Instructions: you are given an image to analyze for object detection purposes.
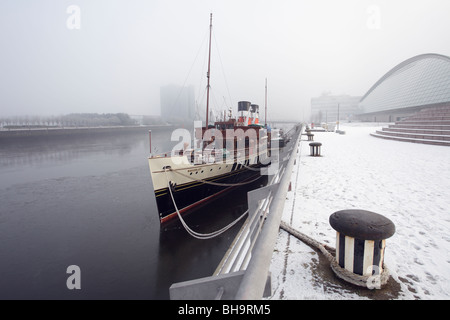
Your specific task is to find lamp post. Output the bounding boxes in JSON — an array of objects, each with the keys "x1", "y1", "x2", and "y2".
[{"x1": 337, "y1": 103, "x2": 340, "y2": 131}]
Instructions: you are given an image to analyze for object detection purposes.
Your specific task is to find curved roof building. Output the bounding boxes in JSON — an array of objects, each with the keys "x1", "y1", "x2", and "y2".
[{"x1": 358, "y1": 53, "x2": 450, "y2": 121}]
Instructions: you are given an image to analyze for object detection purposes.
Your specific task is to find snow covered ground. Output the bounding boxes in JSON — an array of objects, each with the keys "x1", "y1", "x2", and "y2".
[{"x1": 268, "y1": 123, "x2": 450, "y2": 300}]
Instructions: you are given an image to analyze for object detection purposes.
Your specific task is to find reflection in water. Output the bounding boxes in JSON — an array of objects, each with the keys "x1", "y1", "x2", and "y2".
[
  {"x1": 0, "y1": 128, "x2": 172, "y2": 169},
  {"x1": 0, "y1": 127, "x2": 178, "y2": 190}
]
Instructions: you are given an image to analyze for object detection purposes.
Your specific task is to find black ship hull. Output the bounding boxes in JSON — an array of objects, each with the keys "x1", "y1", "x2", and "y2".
[{"x1": 155, "y1": 163, "x2": 265, "y2": 223}]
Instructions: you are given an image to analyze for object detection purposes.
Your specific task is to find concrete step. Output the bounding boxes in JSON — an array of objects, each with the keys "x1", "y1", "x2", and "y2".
[
  {"x1": 396, "y1": 120, "x2": 450, "y2": 125},
  {"x1": 370, "y1": 132, "x2": 450, "y2": 146},
  {"x1": 414, "y1": 110, "x2": 450, "y2": 114},
  {"x1": 406, "y1": 116, "x2": 450, "y2": 121},
  {"x1": 376, "y1": 130, "x2": 450, "y2": 141},
  {"x1": 382, "y1": 127, "x2": 450, "y2": 136},
  {"x1": 390, "y1": 124, "x2": 450, "y2": 130},
  {"x1": 419, "y1": 106, "x2": 450, "y2": 112}
]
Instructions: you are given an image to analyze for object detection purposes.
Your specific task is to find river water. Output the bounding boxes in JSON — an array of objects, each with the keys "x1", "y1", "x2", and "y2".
[{"x1": 0, "y1": 126, "x2": 270, "y2": 299}]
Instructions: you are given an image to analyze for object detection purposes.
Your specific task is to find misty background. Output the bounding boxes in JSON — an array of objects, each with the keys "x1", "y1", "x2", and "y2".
[{"x1": 1, "y1": 0, "x2": 449, "y2": 121}]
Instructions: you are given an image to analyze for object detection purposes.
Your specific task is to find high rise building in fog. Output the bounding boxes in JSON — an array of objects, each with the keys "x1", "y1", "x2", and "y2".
[
  {"x1": 310, "y1": 94, "x2": 361, "y2": 124},
  {"x1": 160, "y1": 85, "x2": 195, "y2": 124}
]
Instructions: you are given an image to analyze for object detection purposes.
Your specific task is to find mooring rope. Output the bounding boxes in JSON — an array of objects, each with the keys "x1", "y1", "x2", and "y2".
[
  {"x1": 279, "y1": 221, "x2": 390, "y2": 289},
  {"x1": 164, "y1": 168, "x2": 249, "y2": 240},
  {"x1": 242, "y1": 163, "x2": 264, "y2": 172},
  {"x1": 167, "y1": 166, "x2": 262, "y2": 187}
]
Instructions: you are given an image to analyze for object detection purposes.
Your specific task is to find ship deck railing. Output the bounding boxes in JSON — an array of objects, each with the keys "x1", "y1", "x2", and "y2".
[{"x1": 150, "y1": 145, "x2": 269, "y2": 166}]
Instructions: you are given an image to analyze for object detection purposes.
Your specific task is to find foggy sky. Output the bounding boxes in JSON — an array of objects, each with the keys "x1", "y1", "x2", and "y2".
[{"x1": 1, "y1": 0, "x2": 449, "y2": 121}]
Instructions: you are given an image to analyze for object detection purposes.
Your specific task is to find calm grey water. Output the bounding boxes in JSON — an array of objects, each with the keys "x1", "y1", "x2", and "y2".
[{"x1": 0, "y1": 127, "x2": 266, "y2": 299}]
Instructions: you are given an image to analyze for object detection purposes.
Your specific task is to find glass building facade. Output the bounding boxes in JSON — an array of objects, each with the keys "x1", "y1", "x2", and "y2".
[{"x1": 358, "y1": 53, "x2": 450, "y2": 121}]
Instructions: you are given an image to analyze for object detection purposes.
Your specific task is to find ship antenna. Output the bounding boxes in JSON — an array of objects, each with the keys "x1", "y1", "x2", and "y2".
[{"x1": 205, "y1": 13, "x2": 213, "y2": 128}]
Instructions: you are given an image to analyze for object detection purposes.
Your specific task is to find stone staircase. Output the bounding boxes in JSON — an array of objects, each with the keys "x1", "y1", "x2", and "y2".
[{"x1": 370, "y1": 105, "x2": 450, "y2": 146}]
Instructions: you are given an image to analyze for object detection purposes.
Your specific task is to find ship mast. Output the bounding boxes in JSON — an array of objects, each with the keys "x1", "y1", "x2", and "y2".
[
  {"x1": 205, "y1": 13, "x2": 213, "y2": 128},
  {"x1": 265, "y1": 78, "x2": 267, "y2": 127}
]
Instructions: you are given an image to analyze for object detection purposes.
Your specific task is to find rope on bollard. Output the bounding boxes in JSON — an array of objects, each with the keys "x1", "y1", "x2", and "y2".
[
  {"x1": 279, "y1": 221, "x2": 390, "y2": 289},
  {"x1": 329, "y1": 259, "x2": 390, "y2": 289}
]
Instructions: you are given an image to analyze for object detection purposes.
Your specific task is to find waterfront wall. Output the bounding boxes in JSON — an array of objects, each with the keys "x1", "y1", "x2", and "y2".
[{"x1": 0, "y1": 125, "x2": 174, "y2": 140}]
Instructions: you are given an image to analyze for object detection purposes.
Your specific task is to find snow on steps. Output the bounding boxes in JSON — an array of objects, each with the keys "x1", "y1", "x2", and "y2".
[
  {"x1": 371, "y1": 105, "x2": 450, "y2": 146},
  {"x1": 370, "y1": 132, "x2": 450, "y2": 146}
]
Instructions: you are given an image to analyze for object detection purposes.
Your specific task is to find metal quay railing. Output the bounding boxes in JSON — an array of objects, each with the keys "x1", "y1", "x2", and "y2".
[{"x1": 169, "y1": 123, "x2": 303, "y2": 300}]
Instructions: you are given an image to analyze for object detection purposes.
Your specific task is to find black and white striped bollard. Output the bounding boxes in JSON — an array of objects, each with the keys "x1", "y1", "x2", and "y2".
[
  {"x1": 309, "y1": 142, "x2": 322, "y2": 156},
  {"x1": 329, "y1": 209, "x2": 395, "y2": 280}
]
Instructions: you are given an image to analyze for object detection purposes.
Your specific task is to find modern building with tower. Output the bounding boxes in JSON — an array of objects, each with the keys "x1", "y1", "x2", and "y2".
[{"x1": 310, "y1": 94, "x2": 362, "y2": 124}]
